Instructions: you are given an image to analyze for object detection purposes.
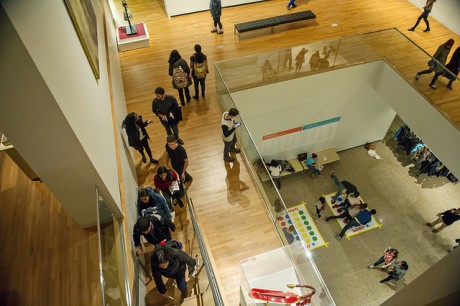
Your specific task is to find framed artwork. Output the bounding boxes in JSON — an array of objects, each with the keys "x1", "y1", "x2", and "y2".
[{"x1": 63, "y1": 0, "x2": 100, "y2": 79}]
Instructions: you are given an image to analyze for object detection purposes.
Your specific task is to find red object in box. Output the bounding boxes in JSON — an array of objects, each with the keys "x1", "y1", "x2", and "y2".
[{"x1": 118, "y1": 23, "x2": 146, "y2": 40}]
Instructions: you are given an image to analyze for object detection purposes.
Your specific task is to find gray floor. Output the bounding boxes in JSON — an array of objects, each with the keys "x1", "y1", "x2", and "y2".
[{"x1": 264, "y1": 123, "x2": 460, "y2": 305}]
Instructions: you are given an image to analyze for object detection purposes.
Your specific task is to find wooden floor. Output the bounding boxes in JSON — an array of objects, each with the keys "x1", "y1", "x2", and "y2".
[
  {"x1": 115, "y1": 0, "x2": 459, "y2": 305},
  {"x1": 1, "y1": 1, "x2": 459, "y2": 305}
]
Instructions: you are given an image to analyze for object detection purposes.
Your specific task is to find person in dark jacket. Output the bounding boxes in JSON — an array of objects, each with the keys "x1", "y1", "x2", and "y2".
[
  {"x1": 330, "y1": 172, "x2": 359, "y2": 204},
  {"x1": 189, "y1": 44, "x2": 209, "y2": 99},
  {"x1": 426, "y1": 208, "x2": 460, "y2": 233},
  {"x1": 133, "y1": 216, "x2": 175, "y2": 254},
  {"x1": 335, "y1": 208, "x2": 376, "y2": 240},
  {"x1": 168, "y1": 50, "x2": 191, "y2": 106},
  {"x1": 210, "y1": 0, "x2": 223, "y2": 34},
  {"x1": 443, "y1": 46, "x2": 460, "y2": 90},
  {"x1": 416, "y1": 39, "x2": 454, "y2": 89},
  {"x1": 151, "y1": 242, "x2": 197, "y2": 300},
  {"x1": 122, "y1": 112, "x2": 158, "y2": 164},
  {"x1": 152, "y1": 87, "x2": 184, "y2": 145}
]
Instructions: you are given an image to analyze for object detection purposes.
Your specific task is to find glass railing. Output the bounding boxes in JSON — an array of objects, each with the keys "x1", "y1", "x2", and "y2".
[
  {"x1": 214, "y1": 28, "x2": 459, "y2": 305},
  {"x1": 132, "y1": 189, "x2": 225, "y2": 306},
  {"x1": 216, "y1": 28, "x2": 460, "y2": 129},
  {"x1": 96, "y1": 188, "x2": 130, "y2": 306}
]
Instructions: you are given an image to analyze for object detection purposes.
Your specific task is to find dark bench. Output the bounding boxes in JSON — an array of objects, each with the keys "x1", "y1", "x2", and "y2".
[{"x1": 234, "y1": 10, "x2": 316, "y2": 40}]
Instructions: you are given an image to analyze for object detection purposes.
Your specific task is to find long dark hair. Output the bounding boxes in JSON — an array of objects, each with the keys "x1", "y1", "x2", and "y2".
[
  {"x1": 194, "y1": 44, "x2": 205, "y2": 63},
  {"x1": 157, "y1": 166, "x2": 173, "y2": 181},
  {"x1": 124, "y1": 112, "x2": 138, "y2": 135},
  {"x1": 168, "y1": 49, "x2": 181, "y2": 65}
]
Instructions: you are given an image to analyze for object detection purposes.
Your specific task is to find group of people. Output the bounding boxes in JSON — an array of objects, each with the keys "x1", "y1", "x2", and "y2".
[
  {"x1": 167, "y1": 44, "x2": 209, "y2": 106},
  {"x1": 368, "y1": 247, "x2": 409, "y2": 284}
]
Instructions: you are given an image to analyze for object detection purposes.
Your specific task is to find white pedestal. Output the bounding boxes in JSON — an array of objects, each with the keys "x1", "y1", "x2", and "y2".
[{"x1": 117, "y1": 23, "x2": 150, "y2": 52}]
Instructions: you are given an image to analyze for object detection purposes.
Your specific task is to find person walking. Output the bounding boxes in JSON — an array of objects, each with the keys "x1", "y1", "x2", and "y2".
[
  {"x1": 152, "y1": 87, "x2": 184, "y2": 145},
  {"x1": 222, "y1": 108, "x2": 241, "y2": 162},
  {"x1": 442, "y1": 46, "x2": 460, "y2": 90},
  {"x1": 287, "y1": 0, "x2": 297, "y2": 10},
  {"x1": 368, "y1": 247, "x2": 399, "y2": 271},
  {"x1": 426, "y1": 208, "x2": 460, "y2": 233},
  {"x1": 408, "y1": 0, "x2": 436, "y2": 32},
  {"x1": 415, "y1": 39, "x2": 454, "y2": 89},
  {"x1": 168, "y1": 50, "x2": 192, "y2": 106},
  {"x1": 379, "y1": 261, "x2": 408, "y2": 283},
  {"x1": 122, "y1": 112, "x2": 159, "y2": 164},
  {"x1": 166, "y1": 134, "x2": 192, "y2": 183},
  {"x1": 154, "y1": 166, "x2": 184, "y2": 209},
  {"x1": 151, "y1": 240, "x2": 197, "y2": 301},
  {"x1": 190, "y1": 44, "x2": 209, "y2": 99},
  {"x1": 132, "y1": 216, "x2": 175, "y2": 254},
  {"x1": 210, "y1": 0, "x2": 223, "y2": 34}
]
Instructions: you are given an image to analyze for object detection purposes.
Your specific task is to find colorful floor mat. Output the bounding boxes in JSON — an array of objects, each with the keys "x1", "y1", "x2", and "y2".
[
  {"x1": 324, "y1": 192, "x2": 382, "y2": 239},
  {"x1": 278, "y1": 202, "x2": 328, "y2": 250}
]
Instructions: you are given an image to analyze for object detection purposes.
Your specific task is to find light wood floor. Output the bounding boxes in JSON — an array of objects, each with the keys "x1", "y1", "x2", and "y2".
[
  {"x1": 116, "y1": 0, "x2": 459, "y2": 304},
  {"x1": 1, "y1": 1, "x2": 459, "y2": 306}
]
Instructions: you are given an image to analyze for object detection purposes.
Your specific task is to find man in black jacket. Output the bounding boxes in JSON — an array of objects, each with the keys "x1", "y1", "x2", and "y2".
[
  {"x1": 152, "y1": 87, "x2": 184, "y2": 145},
  {"x1": 133, "y1": 216, "x2": 175, "y2": 254},
  {"x1": 151, "y1": 242, "x2": 197, "y2": 301},
  {"x1": 330, "y1": 172, "x2": 359, "y2": 204}
]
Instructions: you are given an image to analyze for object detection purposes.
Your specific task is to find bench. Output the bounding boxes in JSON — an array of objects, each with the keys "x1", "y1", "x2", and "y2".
[
  {"x1": 299, "y1": 149, "x2": 340, "y2": 171},
  {"x1": 234, "y1": 10, "x2": 316, "y2": 41}
]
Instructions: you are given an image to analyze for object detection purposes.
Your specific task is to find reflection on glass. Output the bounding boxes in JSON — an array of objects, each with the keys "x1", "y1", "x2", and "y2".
[{"x1": 96, "y1": 190, "x2": 129, "y2": 306}]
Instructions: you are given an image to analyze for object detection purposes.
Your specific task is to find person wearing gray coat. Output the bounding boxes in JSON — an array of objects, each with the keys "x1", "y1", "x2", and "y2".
[
  {"x1": 415, "y1": 39, "x2": 454, "y2": 89},
  {"x1": 210, "y1": 0, "x2": 223, "y2": 34}
]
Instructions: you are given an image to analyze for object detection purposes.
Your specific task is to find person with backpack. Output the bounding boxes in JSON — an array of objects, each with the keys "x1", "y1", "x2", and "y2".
[
  {"x1": 151, "y1": 240, "x2": 197, "y2": 301},
  {"x1": 168, "y1": 50, "x2": 192, "y2": 106},
  {"x1": 189, "y1": 44, "x2": 209, "y2": 100},
  {"x1": 121, "y1": 112, "x2": 159, "y2": 164},
  {"x1": 210, "y1": 0, "x2": 223, "y2": 34},
  {"x1": 335, "y1": 208, "x2": 377, "y2": 240},
  {"x1": 152, "y1": 87, "x2": 184, "y2": 145},
  {"x1": 133, "y1": 216, "x2": 175, "y2": 254},
  {"x1": 137, "y1": 187, "x2": 172, "y2": 219}
]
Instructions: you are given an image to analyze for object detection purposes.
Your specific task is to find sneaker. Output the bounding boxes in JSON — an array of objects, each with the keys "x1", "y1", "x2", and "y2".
[
  {"x1": 287, "y1": 5, "x2": 291, "y2": 10},
  {"x1": 141, "y1": 156, "x2": 147, "y2": 163},
  {"x1": 292, "y1": 3, "x2": 297, "y2": 8},
  {"x1": 415, "y1": 73, "x2": 420, "y2": 80},
  {"x1": 430, "y1": 84, "x2": 436, "y2": 89},
  {"x1": 224, "y1": 156, "x2": 235, "y2": 162},
  {"x1": 408, "y1": 27, "x2": 415, "y2": 31},
  {"x1": 177, "y1": 138, "x2": 184, "y2": 145},
  {"x1": 368, "y1": 265, "x2": 374, "y2": 269},
  {"x1": 335, "y1": 234, "x2": 342, "y2": 241},
  {"x1": 217, "y1": 30, "x2": 224, "y2": 34},
  {"x1": 211, "y1": 28, "x2": 217, "y2": 33},
  {"x1": 150, "y1": 158, "x2": 159, "y2": 164},
  {"x1": 230, "y1": 148, "x2": 241, "y2": 153},
  {"x1": 192, "y1": 95, "x2": 199, "y2": 100},
  {"x1": 423, "y1": 28, "x2": 430, "y2": 32}
]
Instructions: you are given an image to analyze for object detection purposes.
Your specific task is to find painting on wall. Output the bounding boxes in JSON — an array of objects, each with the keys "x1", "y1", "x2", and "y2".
[{"x1": 63, "y1": 0, "x2": 99, "y2": 79}]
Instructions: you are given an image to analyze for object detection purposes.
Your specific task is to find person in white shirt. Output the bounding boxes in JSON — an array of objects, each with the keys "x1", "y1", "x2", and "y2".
[
  {"x1": 221, "y1": 108, "x2": 241, "y2": 162},
  {"x1": 268, "y1": 160, "x2": 282, "y2": 189}
]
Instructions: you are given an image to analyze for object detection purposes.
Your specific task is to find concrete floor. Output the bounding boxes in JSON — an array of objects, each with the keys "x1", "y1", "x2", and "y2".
[{"x1": 263, "y1": 119, "x2": 460, "y2": 305}]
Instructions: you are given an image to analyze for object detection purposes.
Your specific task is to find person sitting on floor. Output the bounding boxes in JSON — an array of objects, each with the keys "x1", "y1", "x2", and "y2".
[
  {"x1": 379, "y1": 261, "x2": 408, "y2": 283},
  {"x1": 335, "y1": 208, "x2": 376, "y2": 240},
  {"x1": 368, "y1": 247, "x2": 399, "y2": 271}
]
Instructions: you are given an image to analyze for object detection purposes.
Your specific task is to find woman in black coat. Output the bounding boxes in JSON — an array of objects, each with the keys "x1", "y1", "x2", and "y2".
[
  {"x1": 444, "y1": 46, "x2": 460, "y2": 90},
  {"x1": 122, "y1": 112, "x2": 158, "y2": 163}
]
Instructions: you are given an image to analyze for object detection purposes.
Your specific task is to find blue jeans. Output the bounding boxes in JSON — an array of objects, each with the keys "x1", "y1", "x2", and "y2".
[
  {"x1": 331, "y1": 173, "x2": 344, "y2": 201},
  {"x1": 373, "y1": 256, "x2": 385, "y2": 267},
  {"x1": 338, "y1": 218, "x2": 359, "y2": 238},
  {"x1": 287, "y1": 0, "x2": 296, "y2": 8},
  {"x1": 307, "y1": 164, "x2": 321, "y2": 175},
  {"x1": 413, "y1": 9, "x2": 431, "y2": 30},
  {"x1": 223, "y1": 136, "x2": 237, "y2": 159}
]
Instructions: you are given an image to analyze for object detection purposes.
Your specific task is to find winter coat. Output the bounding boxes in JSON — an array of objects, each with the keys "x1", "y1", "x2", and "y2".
[
  {"x1": 428, "y1": 43, "x2": 452, "y2": 73},
  {"x1": 210, "y1": 0, "x2": 222, "y2": 18}
]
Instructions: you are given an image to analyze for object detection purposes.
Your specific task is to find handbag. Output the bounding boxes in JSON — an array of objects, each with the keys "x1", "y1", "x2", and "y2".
[{"x1": 169, "y1": 180, "x2": 181, "y2": 194}]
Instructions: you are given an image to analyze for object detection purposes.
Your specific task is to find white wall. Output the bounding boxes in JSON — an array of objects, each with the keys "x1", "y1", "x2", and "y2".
[
  {"x1": 408, "y1": 0, "x2": 460, "y2": 35},
  {"x1": 0, "y1": 0, "x2": 133, "y2": 227},
  {"x1": 164, "y1": 0, "x2": 264, "y2": 18},
  {"x1": 231, "y1": 62, "x2": 397, "y2": 161},
  {"x1": 375, "y1": 63, "x2": 460, "y2": 177}
]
